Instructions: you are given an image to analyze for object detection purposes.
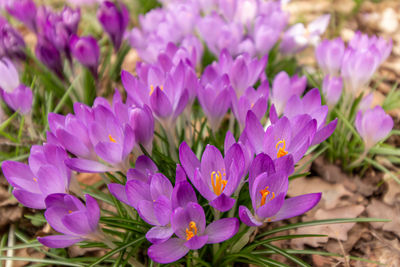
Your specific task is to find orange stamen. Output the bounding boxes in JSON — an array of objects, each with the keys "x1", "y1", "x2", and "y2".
[
  {"x1": 149, "y1": 85, "x2": 164, "y2": 96},
  {"x1": 259, "y1": 186, "x2": 276, "y2": 206},
  {"x1": 68, "y1": 210, "x2": 72, "y2": 214},
  {"x1": 185, "y1": 221, "x2": 198, "y2": 240},
  {"x1": 108, "y1": 134, "x2": 117, "y2": 143},
  {"x1": 276, "y1": 139, "x2": 288, "y2": 158},
  {"x1": 211, "y1": 171, "x2": 227, "y2": 196},
  {"x1": 33, "y1": 177, "x2": 38, "y2": 182}
]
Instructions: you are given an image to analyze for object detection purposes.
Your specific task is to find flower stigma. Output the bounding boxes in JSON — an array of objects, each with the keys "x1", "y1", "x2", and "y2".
[
  {"x1": 108, "y1": 134, "x2": 117, "y2": 143},
  {"x1": 276, "y1": 139, "x2": 288, "y2": 158},
  {"x1": 211, "y1": 170, "x2": 227, "y2": 196},
  {"x1": 33, "y1": 177, "x2": 37, "y2": 182},
  {"x1": 149, "y1": 85, "x2": 164, "y2": 96},
  {"x1": 259, "y1": 186, "x2": 275, "y2": 206},
  {"x1": 185, "y1": 221, "x2": 198, "y2": 240}
]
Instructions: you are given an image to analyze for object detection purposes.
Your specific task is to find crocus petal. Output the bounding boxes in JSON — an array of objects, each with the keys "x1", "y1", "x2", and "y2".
[
  {"x1": 150, "y1": 173, "x2": 173, "y2": 200},
  {"x1": 137, "y1": 200, "x2": 159, "y2": 225},
  {"x1": 175, "y1": 164, "x2": 187, "y2": 183},
  {"x1": 209, "y1": 193, "x2": 235, "y2": 212},
  {"x1": 62, "y1": 211, "x2": 93, "y2": 235},
  {"x1": 311, "y1": 118, "x2": 337, "y2": 146},
  {"x1": 256, "y1": 192, "x2": 286, "y2": 219},
  {"x1": 205, "y1": 218, "x2": 239, "y2": 243},
  {"x1": 248, "y1": 153, "x2": 274, "y2": 190},
  {"x1": 150, "y1": 87, "x2": 173, "y2": 118},
  {"x1": 244, "y1": 111, "x2": 265, "y2": 154},
  {"x1": 94, "y1": 142, "x2": 123, "y2": 165},
  {"x1": 171, "y1": 181, "x2": 197, "y2": 210},
  {"x1": 65, "y1": 158, "x2": 115, "y2": 173},
  {"x1": 135, "y1": 155, "x2": 158, "y2": 174},
  {"x1": 153, "y1": 196, "x2": 172, "y2": 226},
  {"x1": 126, "y1": 180, "x2": 152, "y2": 208},
  {"x1": 239, "y1": 205, "x2": 262, "y2": 227},
  {"x1": 108, "y1": 183, "x2": 130, "y2": 205},
  {"x1": 200, "y1": 145, "x2": 225, "y2": 189},
  {"x1": 146, "y1": 225, "x2": 174, "y2": 244},
  {"x1": 1, "y1": 161, "x2": 38, "y2": 192},
  {"x1": 45, "y1": 207, "x2": 75, "y2": 235},
  {"x1": 38, "y1": 235, "x2": 84, "y2": 248},
  {"x1": 184, "y1": 235, "x2": 208, "y2": 250},
  {"x1": 148, "y1": 238, "x2": 189, "y2": 264},
  {"x1": 85, "y1": 194, "x2": 100, "y2": 231},
  {"x1": 179, "y1": 141, "x2": 200, "y2": 181},
  {"x1": 13, "y1": 189, "x2": 45, "y2": 209},
  {"x1": 272, "y1": 193, "x2": 322, "y2": 221},
  {"x1": 37, "y1": 165, "x2": 67, "y2": 196}
]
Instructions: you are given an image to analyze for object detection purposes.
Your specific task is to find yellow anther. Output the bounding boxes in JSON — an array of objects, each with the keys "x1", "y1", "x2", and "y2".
[
  {"x1": 68, "y1": 210, "x2": 72, "y2": 214},
  {"x1": 33, "y1": 177, "x2": 38, "y2": 182},
  {"x1": 275, "y1": 139, "x2": 288, "y2": 158},
  {"x1": 108, "y1": 134, "x2": 117, "y2": 143},
  {"x1": 149, "y1": 85, "x2": 164, "y2": 96},
  {"x1": 250, "y1": 102, "x2": 255, "y2": 108},
  {"x1": 186, "y1": 221, "x2": 198, "y2": 240},
  {"x1": 211, "y1": 171, "x2": 227, "y2": 196},
  {"x1": 260, "y1": 186, "x2": 276, "y2": 206}
]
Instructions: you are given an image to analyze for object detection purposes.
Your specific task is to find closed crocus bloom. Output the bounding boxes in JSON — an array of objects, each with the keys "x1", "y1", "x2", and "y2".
[
  {"x1": 61, "y1": 7, "x2": 80, "y2": 35},
  {"x1": 283, "y1": 88, "x2": 338, "y2": 146},
  {"x1": 349, "y1": 31, "x2": 392, "y2": 64},
  {"x1": 239, "y1": 160, "x2": 321, "y2": 226},
  {"x1": 0, "y1": 21, "x2": 26, "y2": 61},
  {"x1": 38, "y1": 194, "x2": 101, "y2": 248},
  {"x1": 322, "y1": 75, "x2": 342, "y2": 107},
  {"x1": 270, "y1": 71, "x2": 307, "y2": 116},
  {"x1": 358, "y1": 93, "x2": 373, "y2": 113},
  {"x1": 35, "y1": 39, "x2": 63, "y2": 78},
  {"x1": 179, "y1": 142, "x2": 245, "y2": 212},
  {"x1": 355, "y1": 106, "x2": 393, "y2": 149},
  {"x1": 148, "y1": 202, "x2": 239, "y2": 264},
  {"x1": 69, "y1": 35, "x2": 100, "y2": 76},
  {"x1": 341, "y1": 47, "x2": 379, "y2": 95},
  {"x1": 97, "y1": 1, "x2": 129, "y2": 50},
  {"x1": 1, "y1": 144, "x2": 71, "y2": 209},
  {"x1": 231, "y1": 80, "x2": 269, "y2": 131},
  {"x1": 254, "y1": 13, "x2": 287, "y2": 57},
  {"x1": 1, "y1": 85, "x2": 33, "y2": 115},
  {"x1": 128, "y1": 105, "x2": 154, "y2": 151},
  {"x1": 0, "y1": 58, "x2": 19, "y2": 93},
  {"x1": 316, "y1": 38, "x2": 345, "y2": 76},
  {"x1": 6, "y1": 0, "x2": 37, "y2": 32}
]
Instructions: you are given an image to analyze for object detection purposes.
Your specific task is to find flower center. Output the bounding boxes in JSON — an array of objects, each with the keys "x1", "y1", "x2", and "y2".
[
  {"x1": 275, "y1": 139, "x2": 288, "y2": 158},
  {"x1": 33, "y1": 177, "x2": 37, "y2": 182},
  {"x1": 259, "y1": 186, "x2": 275, "y2": 206},
  {"x1": 185, "y1": 221, "x2": 198, "y2": 240},
  {"x1": 211, "y1": 170, "x2": 227, "y2": 196},
  {"x1": 108, "y1": 134, "x2": 117, "y2": 143},
  {"x1": 68, "y1": 210, "x2": 72, "y2": 214},
  {"x1": 149, "y1": 85, "x2": 164, "y2": 96}
]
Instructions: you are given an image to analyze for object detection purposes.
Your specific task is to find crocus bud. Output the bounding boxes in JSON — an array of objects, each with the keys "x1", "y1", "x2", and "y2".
[
  {"x1": 129, "y1": 105, "x2": 154, "y2": 151},
  {"x1": 316, "y1": 38, "x2": 345, "y2": 76},
  {"x1": 0, "y1": 20, "x2": 26, "y2": 61},
  {"x1": 0, "y1": 58, "x2": 19, "y2": 93},
  {"x1": 1, "y1": 85, "x2": 33, "y2": 115},
  {"x1": 61, "y1": 7, "x2": 81, "y2": 35},
  {"x1": 355, "y1": 106, "x2": 393, "y2": 149},
  {"x1": 97, "y1": 1, "x2": 129, "y2": 50},
  {"x1": 35, "y1": 39, "x2": 63, "y2": 78},
  {"x1": 70, "y1": 35, "x2": 100, "y2": 76},
  {"x1": 6, "y1": 0, "x2": 37, "y2": 32},
  {"x1": 322, "y1": 75, "x2": 342, "y2": 107}
]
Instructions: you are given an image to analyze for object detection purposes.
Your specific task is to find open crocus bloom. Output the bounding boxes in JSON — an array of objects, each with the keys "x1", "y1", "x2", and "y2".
[
  {"x1": 355, "y1": 106, "x2": 393, "y2": 150},
  {"x1": 38, "y1": 194, "x2": 100, "y2": 248},
  {"x1": 282, "y1": 88, "x2": 338, "y2": 146},
  {"x1": 239, "y1": 155, "x2": 321, "y2": 226},
  {"x1": 148, "y1": 202, "x2": 239, "y2": 264},
  {"x1": 2, "y1": 144, "x2": 71, "y2": 209},
  {"x1": 179, "y1": 142, "x2": 245, "y2": 212},
  {"x1": 244, "y1": 111, "x2": 316, "y2": 163}
]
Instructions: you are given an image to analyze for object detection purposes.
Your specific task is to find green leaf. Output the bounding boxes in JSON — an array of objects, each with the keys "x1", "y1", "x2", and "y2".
[
  {"x1": 257, "y1": 218, "x2": 389, "y2": 239},
  {"x1": 364, "y1": 157, "x2": 400, "y2": 185},
  {"x1": 262, "y1": 244, "x2": 310, "y2": 267}
]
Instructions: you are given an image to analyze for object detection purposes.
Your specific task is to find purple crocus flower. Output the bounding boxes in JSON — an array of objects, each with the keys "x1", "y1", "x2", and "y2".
[
  {"x1": 239, "y1": 156, "x2": 321, "y2": 226},
  {"x1": 0, "y1": 58, "x2": 19, "y2": 93},
  {"x1": 269, "y1": 71, "x2": 307, "y2": 116},
  {"x1": 349, "y1": 31, "x2": 392, "y2": 64},
  {"x1": 61, "y1": 7, "x2": 81, "y2": 35},
  {"x1": 179, "y1": 141, "x2": 245, "y2": 212},
  {"x1": 1, "y1": 144, "x2": 71, "y2": 209},
  {"x1": 122, "y1": 60, "x2": 192, "y2": 129},
  {"x1": 231, "y1": 80, "x2": 269, "y2": 131},
  {"x1": 355, "y1": 106, "x2": 393, "y2": 150},
  {"x1": 244, "y1": 111, "x2": 317, "y2": 163},
  {"x1": 1, "y1": 85, "x2": 33, "y2": 115},
  {"x1": 6, "y1": 0, "x2": 37, "y2": 32},
  {"x1": 148, "y1": 202, "x2": 239, "y2": 264},
  {"x1": 38, "y1": 194, "x2": 101, "y2": 248},
  {"x1": 283, "y1": 88, "x2": 338, "y2": 146},
  {"x1": 0, "y1": 19, "x2": 26, "y2": 61},
  {"x1": 97, "y1": 1, "x2": 129, "y2": 50},
  {"x1": 35, "y1": 38, "x2": 64, "y2": 78},
  {"x1": 322, "y1": 75, "x2": 342, "y2": 107},
  {"x1": 315, "y1": 38, "x2": 345, "y2": 76},
  {"x1": 69, "y1": 35, "x2": 100, "y2": 77},
  {"x1": 280, "y1": 14, "x2": 330, "y2": 55},
  {"x1": 358, "y1": 93, "x2": 373, "y2": 113},
  {"x1": 128, "y1": 105, "x2": 154, "y2": 152}
]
